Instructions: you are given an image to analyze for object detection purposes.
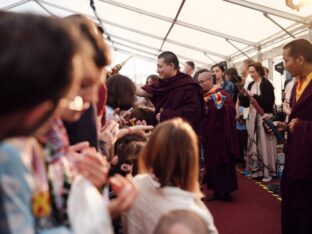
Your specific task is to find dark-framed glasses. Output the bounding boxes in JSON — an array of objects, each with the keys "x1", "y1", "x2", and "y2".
[{"x1": 198, "y1": 79, "x2": 210, "y2": 85}]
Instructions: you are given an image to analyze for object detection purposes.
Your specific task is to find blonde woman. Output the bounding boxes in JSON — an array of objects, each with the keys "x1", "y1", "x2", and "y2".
[{"x1": 123, "y1": 118, "x2": 218, "y2": 234}]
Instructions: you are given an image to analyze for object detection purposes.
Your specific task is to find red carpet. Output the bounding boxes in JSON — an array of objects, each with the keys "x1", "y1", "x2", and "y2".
[{"x1": 202, "y1": 173, "x2": 281, "y2": 234}]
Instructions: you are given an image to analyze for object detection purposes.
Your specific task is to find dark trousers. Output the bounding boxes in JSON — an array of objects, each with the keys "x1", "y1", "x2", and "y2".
[
  {"x1": 281, "y1": 176, "x2": 312, "y2": 234},
  {"x1": 237, "y1": 129, "x2": 247, "y2": 162}
]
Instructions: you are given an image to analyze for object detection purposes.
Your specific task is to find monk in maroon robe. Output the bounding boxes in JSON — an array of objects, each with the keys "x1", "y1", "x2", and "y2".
[
  {"x1": 197, "y1": 70, "x2": 238, "y2": 201},
  {"x1": 136, "y1": 51, "x2": 205, "y2": 135},
  {"x1": 274, "y1": 39, "x2": 312, "y2": 234}
]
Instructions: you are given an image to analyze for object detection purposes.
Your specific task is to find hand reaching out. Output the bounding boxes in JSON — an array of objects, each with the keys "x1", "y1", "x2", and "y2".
[
  {"x1": 112, "y1": 108, "x2": 127, "y2": 127},
  {"x1": 67, "y1": 142, "x2": 110, "y2": 190},
  {"x1": 119, "y1": 125, "x2": 154, "y2": 139},
  {"x1": 262, "y1": 120, "x2": 287, "y2": 136},
  {"x1": 108, "y1": 174, "x2": 138, "y2": 218},
  {"x1": 99, "y1": 120, "x2": 119, "y2": 150},
  {"x1": 74, "y1": 148, "x2": 110, "y2": 190}
]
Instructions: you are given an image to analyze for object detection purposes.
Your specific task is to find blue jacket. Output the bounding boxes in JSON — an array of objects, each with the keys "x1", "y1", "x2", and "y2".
[{"x1": 221, "y1": 80, "x2": 235, "y2": 99}]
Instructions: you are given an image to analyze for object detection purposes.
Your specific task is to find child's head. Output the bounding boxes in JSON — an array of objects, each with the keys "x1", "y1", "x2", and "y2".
[
  {"x1": 154, "y1": 210, "x2": 209, "y2": 234},
  {"x1": 111, "y1": 134, "x2": 146, "y2": 176},
  {"x1": 139, "y1": 118, "x2": 200, "y2": 195},
  {"x1": 130, "y1": 107, "x2": 155, "y2": 126}
]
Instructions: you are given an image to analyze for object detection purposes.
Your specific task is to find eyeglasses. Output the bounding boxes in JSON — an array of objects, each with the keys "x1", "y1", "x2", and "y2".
[
  {"x1": 59, "y1": 96, "x2": 90, "y2": 111},
  {"x1": 198, "y1": 79, "x2": 210, "y2": 84}
]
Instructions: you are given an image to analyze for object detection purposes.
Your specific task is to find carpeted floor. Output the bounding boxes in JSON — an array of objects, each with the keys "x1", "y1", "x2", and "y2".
[{"x1": 202, "y1": 172, "x2": 281, "y2": 234}]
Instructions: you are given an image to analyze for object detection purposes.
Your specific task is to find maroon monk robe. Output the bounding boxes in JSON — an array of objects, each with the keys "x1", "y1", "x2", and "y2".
[
  {"x1": 281, "y1": 80, "x2": 312, "y2": 234},
  {"x1": 142, "y1": 72, "x2": 205, "y2": 136},
  {"x1": 202, "y1": 88, "x2": 239, "y2": 193}
]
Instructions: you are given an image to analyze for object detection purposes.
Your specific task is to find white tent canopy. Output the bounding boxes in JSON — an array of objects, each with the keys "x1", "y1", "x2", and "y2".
[{"x1": 1, "y1": 0, "x2": 312, "y2": 89}]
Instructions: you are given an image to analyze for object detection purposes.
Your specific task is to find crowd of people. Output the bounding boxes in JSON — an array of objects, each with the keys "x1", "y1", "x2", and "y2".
[{"x1": 0, "y1": 10, "x2": 312, "y2": 234}]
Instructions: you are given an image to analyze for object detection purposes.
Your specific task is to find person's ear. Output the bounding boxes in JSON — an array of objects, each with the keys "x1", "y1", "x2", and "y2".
[
  {"x1": 23, "y1": 100, "x2": 54, "y2": 127},
  {"x1": 296, "y1": 55, "x2": 304, "y2": 65}
]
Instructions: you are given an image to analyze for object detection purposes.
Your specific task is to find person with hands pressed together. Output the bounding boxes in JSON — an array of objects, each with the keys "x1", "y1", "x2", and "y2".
[{"x1": 108, "y1": 174, "x2": 139, "y2": 219}]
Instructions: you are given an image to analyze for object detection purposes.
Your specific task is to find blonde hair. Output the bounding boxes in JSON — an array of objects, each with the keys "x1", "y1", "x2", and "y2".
[{"x1": 139, "y1": 118, "x2": 201, "y2": 197}]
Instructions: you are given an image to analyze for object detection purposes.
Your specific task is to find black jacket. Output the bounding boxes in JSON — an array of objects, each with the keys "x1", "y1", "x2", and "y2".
[{"x1": 239, "y1": 78, "x2": 275, "y2": 114}]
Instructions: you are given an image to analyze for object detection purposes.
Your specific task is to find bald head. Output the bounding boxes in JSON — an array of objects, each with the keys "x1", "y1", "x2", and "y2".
[
  {"x1": 198, "y1": 71, "x2": 212, "y2": 80},
  {"x1": 198, "y1": 71, "x2": 213, "y2": 92}
]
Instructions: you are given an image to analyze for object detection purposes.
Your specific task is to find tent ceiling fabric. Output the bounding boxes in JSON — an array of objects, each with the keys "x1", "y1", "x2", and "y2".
[
  {"x1": 1, "y1": 0, "x2": 312, "y2": 66},
  {"x1": 180, "y1": 0, "x2": 296, "y2": 42}
]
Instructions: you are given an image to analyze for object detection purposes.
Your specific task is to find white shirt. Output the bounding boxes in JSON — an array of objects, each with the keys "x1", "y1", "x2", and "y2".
[
  {"x1": 244, "y1": 74, "x2": 253, "y2": 90},
  {"x1": 283, "y1": 78, "x2": 295, "y2": 121},
  {"x1": 123, "y1": 174, "x2": 218, "y2": 234},
  {"x1": 105, "y1": 105, "x2": 114, "y2": 121}
]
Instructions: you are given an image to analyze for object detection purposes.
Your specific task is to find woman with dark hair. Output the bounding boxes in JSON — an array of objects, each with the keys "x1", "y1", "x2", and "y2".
[
  {"x1": 146, "y1": 74, "x2": 159, "y2": 85},
  {"x1": 224, "y1": 67, "x2": 242, "y2": 83},
  {"x1": 106, "y1": 74, "x2": 136, "y2": 120},
  {"x1": 136, "y1": 74, "x2": 159, "y2": 110},
  {"x1": 63, "y1": 14, "x2": 111, "y2": 148},
  {"x1": 245, "y1": 62, "x2": 276, "y2": 182},
  {"x1": 211, "y1": 63, "x2": 235, "y2": 99},
  {"x1": 224, "y1": 67, "x2": 242, "y2": 103},
  {"x1": 225, "y1": 68, "x2": 247, "y2": 165}
]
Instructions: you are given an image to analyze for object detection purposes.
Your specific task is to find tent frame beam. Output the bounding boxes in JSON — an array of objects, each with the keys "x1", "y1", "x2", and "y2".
[
  {"x1": 109, "y1": 34, "x2": 158, "y2": 51},
  {"x1": 37, "y1": 0, "x2": 227, "y2": 60},
  {"x1": 110, "y1": 33, "x2": 224, "y2": 64},
  {"x1": 203, "y1": 53, "x2": 218, "y2": 64},
  {"x1": 223, "y1": 0, "x2": 312, "y2": 26},
  {"x1": 263, "y1": 13, "x2": 295, "y2": 39},
  {"x1": 112, "y1": 40, "x2": 210, "y2": 67},
  {"x1": 229, "y1": 22, "x2": 308, "y2": 61},
  {"x1": 33, "y1": 0, "x2": 54, "y2": 16},
  {"x1": 110, "y1": 34, "x2": 211, "y2": 66},
  {"x1": 5, "y1": 0, "x2": 308, "y2": 64},
  {"x1": 0, "y1": 0, "x2": 30, "y2": 10},
  {"x1": 98, "y1": 0, "x2": 256, "y2": 46},
  {"x1": 112, "y1": 47, "x2": 156, "y2": 62},
  {"x1": 113, "y1": 46, "x2": 209, "y2": 68},
  {"x1": 159, "y1": 0, "x2": 186, "y2": 51},
  {"x1": 226, "y1": 39, "x2": 251, "y2": 59}
]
